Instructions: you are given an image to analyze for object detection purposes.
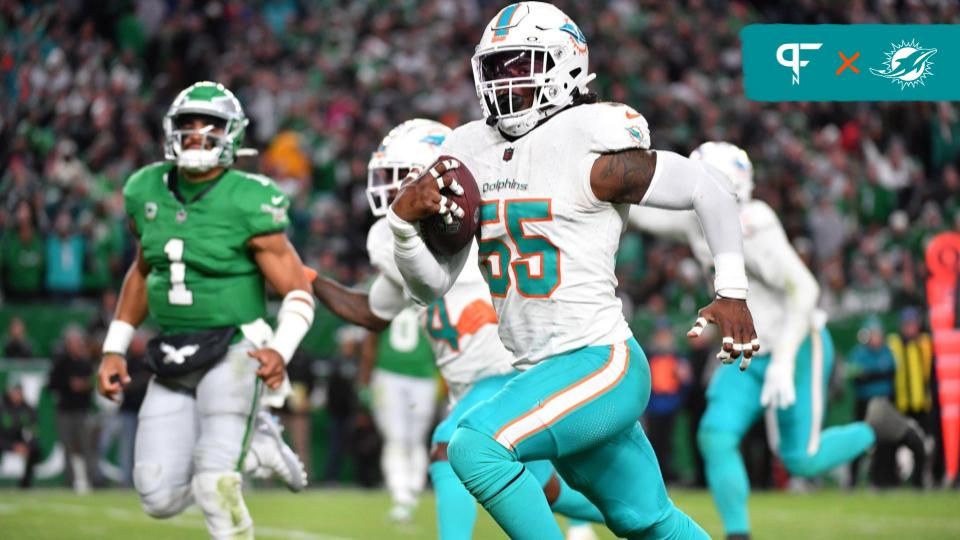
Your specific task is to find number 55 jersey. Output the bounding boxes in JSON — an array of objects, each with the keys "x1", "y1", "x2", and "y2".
[
  {"x1": 440, "y1": 102, "x2": 652, "y2": 367},
  {"x1": 123, "y1": 162, "x2": 289, "y2": 334}
]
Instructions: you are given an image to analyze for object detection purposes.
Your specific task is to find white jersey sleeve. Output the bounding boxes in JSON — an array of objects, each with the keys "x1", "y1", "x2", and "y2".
[
  {"x1": 627, "y1": 205, "x2": 700, "y2": 244},
  {"x1": 587, "y1": 103, "x2": 651, "y2": 153},
  {"x1": 369, "y1": 273, "x2": 409, "y2": 321},
  {"x1": 739, "y1": 201, "x2": 820, "y2": 367},
  {"x1": 367, "y1": 217, "x2": 404, "y2": 284}
]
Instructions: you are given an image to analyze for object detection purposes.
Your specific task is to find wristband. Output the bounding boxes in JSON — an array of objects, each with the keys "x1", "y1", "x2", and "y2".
[
  {"x1": 102, "y1": 320, "x2": 136, "y2": 355},
  {"x1": 714, "y1": 253, "x2": 749, "y2": 300},
  {"x1": 267, "y1": 290, "x2": 315, "y2": 364}
]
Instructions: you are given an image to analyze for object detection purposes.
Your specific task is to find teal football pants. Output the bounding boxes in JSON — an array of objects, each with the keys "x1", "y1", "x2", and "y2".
[
  {"x1": 430, "y1": 373, "x2": 603, "y2": 539},
  {"x1": 448, "y1": 338, "x2": 707, "y2": 540},
  {"x1": 697, "y1": 328, "x2": 875, "y2": 536}
]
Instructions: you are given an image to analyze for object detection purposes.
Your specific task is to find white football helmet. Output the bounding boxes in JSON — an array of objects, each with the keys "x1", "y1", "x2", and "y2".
[
  {"x1": 367, "y1": 119, "x2": 451, "y2": 216},
  {"x1": 690, "y1": 141, "x2": 754, "y2": 203},
  {"x1": 163, "y1": 81, "x2": 249, "y2": 174},
  {"x1": 472, "y1": 2, "x2": 595, "y2": 137}
]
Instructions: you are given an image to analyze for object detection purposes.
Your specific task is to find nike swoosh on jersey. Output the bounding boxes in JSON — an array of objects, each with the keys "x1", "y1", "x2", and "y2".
[
  {"x1": 271, "y1": 195, "x2": 284, "y2": 205},
  {"x1": 625, "y1": 111, "x2": 641, "y2": 119}
]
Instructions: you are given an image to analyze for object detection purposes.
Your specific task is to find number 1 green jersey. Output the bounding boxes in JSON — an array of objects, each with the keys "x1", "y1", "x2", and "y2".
[{"x1": 123, "y1": 162, "x2": 290, "y2": 334}]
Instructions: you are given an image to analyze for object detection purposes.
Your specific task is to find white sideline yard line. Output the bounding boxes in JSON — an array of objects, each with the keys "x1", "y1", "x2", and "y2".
[{"x1": 19, "y1": 501, "x2": 356, "y2": 540}]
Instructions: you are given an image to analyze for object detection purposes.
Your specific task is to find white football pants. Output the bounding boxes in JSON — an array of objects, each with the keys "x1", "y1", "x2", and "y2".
[
  {"x1": 371, "y1": 368, "x2": 437, "y2": 508},
  {"x1": 133, "y1": 340, "x2": 261, "y2": 539}
]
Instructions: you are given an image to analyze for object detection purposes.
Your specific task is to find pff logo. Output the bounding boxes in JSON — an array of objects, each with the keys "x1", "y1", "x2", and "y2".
[
  {"x1": 777, "y1": 42, "x2": 823, "y2": 85},
  {"x1": 870, "y1": 39, "x2": 937, "y2": 90}
]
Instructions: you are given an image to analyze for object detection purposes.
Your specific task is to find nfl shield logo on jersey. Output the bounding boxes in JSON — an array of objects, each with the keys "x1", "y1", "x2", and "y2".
[
  {"x1": 503, "y1": 147, "x2": 514, "y2": 161},
  {"x1": 145, "y1": 202, "x2": 158, "y2": 221}
]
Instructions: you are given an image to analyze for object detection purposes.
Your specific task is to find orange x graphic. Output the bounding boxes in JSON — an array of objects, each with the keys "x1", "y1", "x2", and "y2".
[{"x1": 836, "y1": 51, "x2": 860, "y2": 75}]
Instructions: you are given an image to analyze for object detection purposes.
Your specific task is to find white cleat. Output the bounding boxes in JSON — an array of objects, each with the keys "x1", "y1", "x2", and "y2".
[
  {"x1": 388, "y1": 503, "x2": 415, "y2": 524},
  {"x1": 566, "y1": 523, "x2": 599, "y2": 540},
  {"x1": 247, "y1": 411, "x2": 308, "y2": 492}
]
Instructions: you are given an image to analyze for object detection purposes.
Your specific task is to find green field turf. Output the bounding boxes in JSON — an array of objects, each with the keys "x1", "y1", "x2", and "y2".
[{"x1": 0, "y1": 488, "x2": 957, "y2": 539}]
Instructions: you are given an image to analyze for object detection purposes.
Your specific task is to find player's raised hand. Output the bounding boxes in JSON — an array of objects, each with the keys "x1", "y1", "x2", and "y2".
[
  {"x1": 98, "y1": 353, "x2": 131, "y2": 401},
  {"x1": 249, "y1": 348, "x2": 286, "y2": 389},
  {"x1": 687, "y1": 297, "x2": 760, "y2": 370},
  {"x1": 391, "y1": 158, "x2": 465, "y2": 223}
]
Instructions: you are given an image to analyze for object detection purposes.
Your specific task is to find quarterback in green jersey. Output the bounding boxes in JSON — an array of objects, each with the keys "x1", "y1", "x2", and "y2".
[{"x1": 96, "y1": 81, "x2": 315, "y2": 540}]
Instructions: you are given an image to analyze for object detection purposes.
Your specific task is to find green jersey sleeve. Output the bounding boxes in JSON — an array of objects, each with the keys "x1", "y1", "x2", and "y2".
[
  {"x1": 123, "y1": 162, "x2": 173, "y2": 237},
  {"x1": 233, "y1": 171, "x2": 290, "y2": 237}
]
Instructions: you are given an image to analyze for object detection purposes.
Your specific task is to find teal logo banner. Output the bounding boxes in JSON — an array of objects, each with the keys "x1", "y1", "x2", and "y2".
[{"x1": 742, "y1": 25, "x2": 960, "y2": 101}]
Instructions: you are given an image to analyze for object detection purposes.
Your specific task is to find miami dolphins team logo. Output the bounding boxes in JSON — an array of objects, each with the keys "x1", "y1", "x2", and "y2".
[
  {"x1": 870, "y1": 39, "x2": 937, "y2": 89},
  {"x1": 560, "y1": 20, "x2": 587, "y2": 53}
]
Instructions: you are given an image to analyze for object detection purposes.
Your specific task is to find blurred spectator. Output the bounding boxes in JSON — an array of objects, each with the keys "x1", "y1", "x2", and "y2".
[
  {"x1": 94, "y1": 331, "x2": 147, "y2": 486},
  {"x1": 116, "y1": 331, "x2": 150, "y2": 487},
  {"x1": 644, "y1": 321, "x2": 692, "y2": 483},
  {"x1": 807, "y1": 198, "x2": 848, "y2": 264},
  {"x1": 0, "y1": 384, "x2": 42, "y2": 488},
  {"x1": 683, "y1": 329, "x2": 716, "y2": 487},
  {"x1": 847, "y1": 315, "x2": 897, "y2": 488},
  {"x1": 930, "y1": 103, "x2": 960, "y2": 172},
  {"x1": 888, "y1": 307, "x2": 934, "y2": 488},
  {"x1": 94, "y1": 389, "x2": 120, "y2": 486},
  {"x1": 3, "y1": 316, "x2": 35, "y2": 359},
  {"x1": 842, "y1": 259, "x2": 892, "y2": 316},
  {"x1": 45, "y1": 211, "x2": 85, "y2": 299},
  {"x1": 276, "y1": 348, "x2": 315, "y2": 479},
  {"x1": 324, "y1": 327, "x2": 366, "y2": 485},
  {"x1": 863, "y1": 137, "x2": 920, "y2": 200},
  {"x1": 665, "y1": 258, "x2": 711, "y2": 319},
  {"x1": 47, "y1": 325, "x2": 97, "y2": 493},
  {"x1": 0, "y1": 201, "x2": 45, "y2": 300},
  {"x1": 87, "y1": 289, "x2": 118, "y2": 339}
]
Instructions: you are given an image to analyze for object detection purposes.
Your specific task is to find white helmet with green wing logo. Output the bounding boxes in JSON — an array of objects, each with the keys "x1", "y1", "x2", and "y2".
[{"x1": 163, "y1": 81, "x2": 249, "y2": 173}]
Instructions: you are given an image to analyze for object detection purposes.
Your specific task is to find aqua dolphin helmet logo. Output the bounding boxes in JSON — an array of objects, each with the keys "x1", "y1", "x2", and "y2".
[{"x1": 870, "y1": 39, "x2": 937, "y2": 89}]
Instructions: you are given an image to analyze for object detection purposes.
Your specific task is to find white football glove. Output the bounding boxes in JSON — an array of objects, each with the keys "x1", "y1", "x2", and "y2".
[{"x1": 760, "y1": 360, "x2": 796, "y2": 409}]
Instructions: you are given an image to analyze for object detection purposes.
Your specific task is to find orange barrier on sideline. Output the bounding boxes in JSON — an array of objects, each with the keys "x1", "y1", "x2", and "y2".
[{"x1": 926, "y1": 232, "x2": 960, "y2": 482}]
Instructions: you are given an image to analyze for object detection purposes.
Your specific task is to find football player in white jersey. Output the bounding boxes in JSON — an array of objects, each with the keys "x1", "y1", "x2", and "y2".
[
  {"x1": 307, "y1": 118, "x2": 603, "y2": 539},
  {"x1": 387, "y1": 3, "x2": 759, "y2": 539},
  {"x1": 629, "y1": 141, "x2": 929, "y2": 540}
]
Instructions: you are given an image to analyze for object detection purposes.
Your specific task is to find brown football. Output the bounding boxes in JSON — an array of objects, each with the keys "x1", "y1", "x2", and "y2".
[{"x1": 420, "y1": 155, "x2": 482, "y2": 257}]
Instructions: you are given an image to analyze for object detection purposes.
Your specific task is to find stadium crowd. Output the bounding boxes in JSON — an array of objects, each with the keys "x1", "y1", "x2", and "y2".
[{"x1": 0, "y1": 1, "x2": 956, "y2": 490}]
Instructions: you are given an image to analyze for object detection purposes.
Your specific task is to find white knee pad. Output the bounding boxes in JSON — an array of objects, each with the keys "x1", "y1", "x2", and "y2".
[
  {"x1": 133, "y1": 462, "x2": 192, "y2": 518},
  {"x1": 192, "y1": 471, "x2": 253, "y2": 540}
]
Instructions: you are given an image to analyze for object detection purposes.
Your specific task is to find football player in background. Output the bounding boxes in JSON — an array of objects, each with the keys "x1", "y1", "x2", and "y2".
[
  {"x1": 360, "y1": 303, "x2": 437, "y2": 524},
  {"x1": 97, "y1": 81, "x2": 313, "y2": 540},
  {"x1": 387, "y1": 3, "x2": 759, "y2": 539},
  {"x1": 307, "y1": 118, "x2": 602, "y2": 539},
  {"x1": 629, "y1": 141, "x2": 929, "y2": 540}
]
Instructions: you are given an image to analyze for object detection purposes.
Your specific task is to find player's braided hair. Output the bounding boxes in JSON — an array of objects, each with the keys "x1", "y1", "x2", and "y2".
[{"x1": 571, "y1": 89, "x2": 599, "y2": 105}]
